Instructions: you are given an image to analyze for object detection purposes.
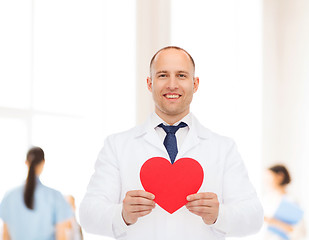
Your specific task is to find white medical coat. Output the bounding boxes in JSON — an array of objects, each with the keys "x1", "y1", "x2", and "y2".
[{"x1": 79, "y1": 114, "x2": 263, "y2": 240}]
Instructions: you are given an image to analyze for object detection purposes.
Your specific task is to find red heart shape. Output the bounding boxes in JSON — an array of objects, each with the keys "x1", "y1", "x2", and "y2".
[{"x1": 140, "y1": 157, "x2": 204, "y2": 214}]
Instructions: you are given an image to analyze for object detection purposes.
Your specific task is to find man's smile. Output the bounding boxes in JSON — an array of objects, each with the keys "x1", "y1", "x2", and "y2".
[{"x1": 163, "y1": 94, "x2": 181, "y2": 99}]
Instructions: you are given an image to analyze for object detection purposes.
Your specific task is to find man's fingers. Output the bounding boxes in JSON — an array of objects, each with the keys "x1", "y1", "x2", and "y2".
[
  {"x1": 185, "y1": 192, "x2": 219, "y2": 225},
  {"x1": 133, "y1": 196, "x2": 156, "y2": 205},
  {"x1": 122, "y1": 208, "x2": 153, "y2": 225},
  {"x1": 126, "y1": 190, "x2": 155, "y2": 200},
  {"x1": 186, "y1": 205, "x2": 217, "y2": 213},
  {"x1": 187, "y1": 192, "x2": 217, "y2": 201},
  {"x1": 188, "y1": 209, "x2": 217, "y2": 222},
  {"x1": 123, "y1": 196, "x2": 156, "y2": 207},
  {"x1": 130, "y1": 204, "x2": 155, "y2": 213},
  {"x1": 186, "y1": 199, "x2": 219, "y2": 210},
  {"x1": 133, "y1": 209, "x2": 153, "y2": 218},
  {"x1": 186, "y1": 199, "x2": 212, "y2": 207},
  {"x1": 122, "y1": 190, "x2": 156, "y2": 225},
  {"x1": 188, "y1": 209, "x2": 205, "y2": 216}
]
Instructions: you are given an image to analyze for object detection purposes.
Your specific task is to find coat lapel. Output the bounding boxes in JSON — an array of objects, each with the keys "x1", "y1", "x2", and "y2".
[
  {"x1": 134, "y1": 115, "x2": 167, "y2": 154},
  {"x1": 177, "y1": 127, "x2": 200, "y2": 158},
  {"x1": 177, "y1": 114, "x2": 210, "y2": 159},
  {"x1": 143, "y1": 128, "x2": 166, "y2": 153}
]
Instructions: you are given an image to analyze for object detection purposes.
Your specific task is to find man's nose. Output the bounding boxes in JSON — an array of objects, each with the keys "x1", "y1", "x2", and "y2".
[{"x1": 167, "y1": 75, "x2": 178, "y2": 90}]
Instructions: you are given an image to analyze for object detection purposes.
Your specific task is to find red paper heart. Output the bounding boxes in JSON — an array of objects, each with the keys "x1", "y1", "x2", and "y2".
[{"x1": 140, "y1": 157, "x2": 204, "y2": 214}]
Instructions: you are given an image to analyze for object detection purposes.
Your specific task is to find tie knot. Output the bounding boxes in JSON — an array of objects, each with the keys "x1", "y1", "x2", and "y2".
[{"x1": 158, "y1": 122, "x2": 187, "y2": 134}]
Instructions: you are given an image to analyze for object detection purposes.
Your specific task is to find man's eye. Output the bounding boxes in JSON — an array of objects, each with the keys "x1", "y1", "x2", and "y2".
[
  {"x1": 179, "y1": 74, "x2": 186, "y2": 78},
  {"x1": 159, "y1": 74, "x2": 167, "y2": 78}
]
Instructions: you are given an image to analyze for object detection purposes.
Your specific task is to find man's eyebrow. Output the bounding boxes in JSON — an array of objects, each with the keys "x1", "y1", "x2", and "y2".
[
  {"x1": 177, "y1": 71, "x2": 190, "y2": 74},
  {"x1": 155, "y1": 70, "x2": 168, "y2": 75},
  {"x1": 155, "y1": 70, "x2": 191, "y2": 75}
]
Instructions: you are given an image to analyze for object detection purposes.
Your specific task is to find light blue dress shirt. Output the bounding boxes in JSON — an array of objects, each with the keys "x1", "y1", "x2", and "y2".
[{"x1": 0, "y1": 178, "x2": 73, "y2": 240}]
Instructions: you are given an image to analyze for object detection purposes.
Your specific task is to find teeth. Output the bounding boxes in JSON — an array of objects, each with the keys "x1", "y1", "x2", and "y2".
[{"x1": 166, "y1": 95, "x2": 180, "y2": 99}]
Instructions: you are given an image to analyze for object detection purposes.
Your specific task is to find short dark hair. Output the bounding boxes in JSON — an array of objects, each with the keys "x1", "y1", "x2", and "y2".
[
  {"x1": 149, "y1": 46, "x2": 195, "y2": 76},
  {"x1": 269, "y1": 164, "x2": 291, "y2": 186}
]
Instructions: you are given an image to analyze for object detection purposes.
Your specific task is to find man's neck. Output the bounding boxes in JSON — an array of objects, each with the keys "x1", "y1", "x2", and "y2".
[{"x1": 155, "y1": 110, "x2": 190, "y2": 125}]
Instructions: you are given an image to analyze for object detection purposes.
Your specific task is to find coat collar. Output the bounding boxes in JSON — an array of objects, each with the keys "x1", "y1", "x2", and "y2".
[
  {"x1": 177, "y1": 114, "x2": 210, "y2": 157},
  {"x1": 134, "y1": 113, "x2": 210, "y2": 158},
  {"x1": 133, "y1": 114, "x2": 166, "y2": 154}
]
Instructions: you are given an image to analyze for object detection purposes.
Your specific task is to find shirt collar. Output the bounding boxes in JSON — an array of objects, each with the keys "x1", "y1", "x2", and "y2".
[{"x1": 151, "y1": 112, "x2": 192, "y2": 129}]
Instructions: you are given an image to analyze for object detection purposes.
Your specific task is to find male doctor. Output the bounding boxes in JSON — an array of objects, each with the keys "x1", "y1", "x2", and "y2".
[{"x1": 79, "y1": 46, "x2": 263, "y2": 239}]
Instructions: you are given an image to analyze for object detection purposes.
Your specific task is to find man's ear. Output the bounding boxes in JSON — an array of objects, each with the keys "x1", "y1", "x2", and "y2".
[
  {"x1": 193, "y1": 77, "x2": 199, "y2": 93},
  {"x1": 147, "y1": 77, "x2": 152, "y2": 92}
]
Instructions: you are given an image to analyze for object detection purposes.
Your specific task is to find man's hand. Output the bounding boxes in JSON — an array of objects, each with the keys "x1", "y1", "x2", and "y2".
[
  {"x1": 186, "y1": 192, "x2": 219, "y2": 225},
  {"x1": 122, "y1": 190, "x2": 156, "y2": 225}
]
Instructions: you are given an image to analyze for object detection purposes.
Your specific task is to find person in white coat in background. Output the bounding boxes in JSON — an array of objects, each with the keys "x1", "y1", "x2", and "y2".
[{"x1": 79, "y1": 46, "x2": 264, "y2": 240}]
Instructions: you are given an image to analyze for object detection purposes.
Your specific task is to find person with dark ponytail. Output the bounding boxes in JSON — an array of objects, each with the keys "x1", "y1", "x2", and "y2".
[{"x1": 0, "y1": 147, "x2": 73, "y2": 240}]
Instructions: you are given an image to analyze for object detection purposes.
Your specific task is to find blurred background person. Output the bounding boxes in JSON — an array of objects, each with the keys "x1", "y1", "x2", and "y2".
[
  {"x1": 65, "y1": 195, "x2": 83, "y2": 240},
  {"x1": 0, "y1": 146, "x2": 73, "y2": 240},
  {"x1": 263, "y1": 164, "x2": 306, "y2": 240}
]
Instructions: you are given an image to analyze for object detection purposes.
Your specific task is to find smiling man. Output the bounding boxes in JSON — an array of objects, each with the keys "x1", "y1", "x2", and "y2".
[
  {"x1": 80, "y1": 46, "x2": 263, "y2": 240},
  {"x1": 147, "y1": 47, "x2": 199, "y2": 125}
]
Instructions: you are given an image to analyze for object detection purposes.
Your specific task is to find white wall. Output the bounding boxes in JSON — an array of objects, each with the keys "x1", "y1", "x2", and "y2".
[
  {"x1": 0, "y1": 1, "x2": 136, "y2": 240},
  {"x1": 135, "y1": 0, "x2": 171, "y2": 124},
  {"x1": 263, "y1": 0, "x2": 309, "y2": 236}
]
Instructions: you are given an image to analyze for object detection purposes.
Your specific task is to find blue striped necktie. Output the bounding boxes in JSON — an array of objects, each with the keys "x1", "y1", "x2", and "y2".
[{"x1": 158, "y1": 122, "x2": 187, "y2": 164}]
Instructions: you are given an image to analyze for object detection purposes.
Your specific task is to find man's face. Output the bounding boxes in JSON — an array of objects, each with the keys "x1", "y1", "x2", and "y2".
[{"x1": 147, "y1": 49, "x2": 199, "y2": 122}]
